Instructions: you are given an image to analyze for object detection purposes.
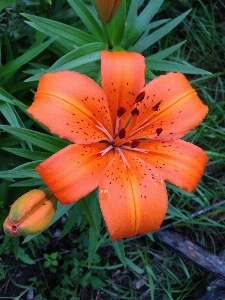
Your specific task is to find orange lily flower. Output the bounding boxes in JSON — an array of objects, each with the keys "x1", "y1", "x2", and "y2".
[
  {"x1": 96, "y1": 0, "x2": 122, "y2": 24},
  {"x1": 27, "y1": 51, "x2": 208, "y2": 241}
]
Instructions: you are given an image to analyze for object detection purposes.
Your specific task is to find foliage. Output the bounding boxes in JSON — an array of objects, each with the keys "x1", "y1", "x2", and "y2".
[{"x1": 0, "y1": 0, "x2": 225, "y2": 299}]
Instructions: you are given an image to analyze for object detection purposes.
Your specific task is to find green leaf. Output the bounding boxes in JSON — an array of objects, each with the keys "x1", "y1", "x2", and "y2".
[
  {"x1": 18, "y1": 247, "x2": 35, "y2": 265},
  {"x1": 22, "y1": 13, "x2": 99, "y2": 49},
  {"x1": 0, "y1": 0, "x2": 18, "y2": 10},
  {"x1": 123, "y1": 0, "x2": 164, "y2": 49},
  {"x1": 59, "y1": 202, "x2": 82, "y2": 239},
  {"x1": 10, "y1": 178, "x2": 44, "y2": 187},
  {"x1": 25, "y1": 43, "x2": 104, "y2": 82},
  {"x1": 87, "y1": 190, "x2": 102, "y2": 267},
  {"x1": 2, "y1": 148, "x2": 51, "y2": 161},
  {"x1": 0, "y1": 38, "x2": 55, "y2": 84},
  {"x1": 112, "y1": 240, "x2": 126, "y2": 266},
  {"x1": 79, "y1": 197, "x2": 99, "y2": 233},
  {"x1": 103, "y1": 0, "x2": 126, "y2": 47},
  {"x1": 0, "y1": 125, "x2": 69, "y2": 153},
  {"x1": 146, "y1": 59, "x2": 212, "y2": 74},
  {"x1": 125, "y1": 257, "x2": 145, "y2": 274},
  {"x1": 67, "y1": 0, "x2": 104, "y2": 40},
  {"x1": 167, "y1": 203, "x2": 189, "y2": 220},
  {"x1": 0, "y1": 102, "x2": 25, "y2": 128},
  {"x1": 146, "y1": 41, "x2": 186, "y2": 60},
  {"x1": 50, "y1": 252, "x2": 58, "y2": 260},
  {"x1": 130, "y1": 9, "x2": 191, "y2": 52},
  {"x1": 0, "y1": 87, "x2": 28, "y2": 113}
]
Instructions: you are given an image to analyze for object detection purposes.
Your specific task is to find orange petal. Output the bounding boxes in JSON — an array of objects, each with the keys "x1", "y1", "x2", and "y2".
[
  {"x1": 99, "y1": 149, "x2": 168, "y2": 241},
  {"x1": 101, "y1": 51, "x2": 145, "y2": 131},
  {"x1": 36, "y1": 143, "x2": 114, "y2": 204},
  {"x1": 96, "y1": 0, "x2": 122, "y2": 24},
  {"x1": 133, "y1": 139, "x2": 208, "y2": 193},
  {"x1": 128, "y1": 72, "x2": 208, "y2": 141},
  {"x1": 27, "y1": 71, "x2": 113, "y2": 144}
]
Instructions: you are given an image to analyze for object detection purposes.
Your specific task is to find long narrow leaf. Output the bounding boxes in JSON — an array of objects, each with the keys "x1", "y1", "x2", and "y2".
[
  {"x1": 0, "y1": 0, "x2": 18, "y2": 10},
  {"x1": 0, "y1": 125, "x2": 69, "y2": 153},
  {"x1": 146, "y1": 59, "x2": 211, "y2": 74},
  {"x1": 22, "y1": 13, "x2": 99, "y2": 48},
  {"x1": 25, "y1": 44, "x2": 104, "y2": 82},
  {"x1": 67, "y1": 0, "x2": 104, "y2": 40},
  {"x1": 112, "y1": 240, "x2": 126, "y2": 266},
  {"x1": 130, "y1": 9, "x2": 191, "y2": 52},
  {"x1": 0, "y1": 38, "x2": 55, "y2": 84},
  {"x1": 146, "y1": 41, "x2": 186, "y2": 60},
  {"x1": 123, "y1": 0, "x2": 164, "y2": 49}
]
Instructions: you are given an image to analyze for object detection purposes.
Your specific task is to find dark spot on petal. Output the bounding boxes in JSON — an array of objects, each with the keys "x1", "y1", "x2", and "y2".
[
  {"x1": 156, "y1": 128, "x2": 163, "y2": 136},
  {"x1": 135, "y1": 91, "x2": 145, "y2": 103},
  {"x1": 152, "y1": 100, "x2": 162, "y2": 111}
]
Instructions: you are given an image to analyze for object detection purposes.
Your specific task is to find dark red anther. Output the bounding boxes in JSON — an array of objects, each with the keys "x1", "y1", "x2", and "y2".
[
  {"x1": 131, "y1": 140, "x2": 140, "y2": 148},
  {"x1": 131, "y1": 107, "x2": 140, "y2": 116},
  {"x1": 119, "y1": 128, "x2": 126, "y2": 139},
  {"x1": 156, "y1": 128, "x2": 163, "y2": 136},
  {"x1": 135, "y1": 91, "x2": 145, "y2": 103},
  {"x1": 152, "y1": 100, "x2": 162, "y2": 111},
  {"x1": 117, "y1": 107, "x2": 126, "y2": 118}
]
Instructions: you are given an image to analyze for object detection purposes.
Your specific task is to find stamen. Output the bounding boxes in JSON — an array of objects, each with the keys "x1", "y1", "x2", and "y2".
[
  {"x1": 121, "y1": 145, "x2": 149, "y2": 154},
  {"x1": 128, "y1": 122, "x2": 150, "y2": 138},
  {"x1": 114, "y1": 116, "x2": 120, "y2": 136},
  {"x1": 117, "y1": 107, "x2": 126, "y2": 117},
  {"x1": 131, "y1": 108, "x2": 139, "y2": 116},
  {"x1": 131, "y1": 140, "x2": 140, "y2": 148},
  {"x1": 96, "y1": 121, "x2": 114, "y2": 142},
  {"x1": 135, "y1": 91, "x2": 145, "y2": 103},
  {"x1": 119, "y1": 128, "x2": 126, "y2": 139},
  {"x1": 116, "y1": 147, "x2": 130, "y2": 169},
  {"x1": 100, "y1": 145, "x2": 114, "y2": 156}
]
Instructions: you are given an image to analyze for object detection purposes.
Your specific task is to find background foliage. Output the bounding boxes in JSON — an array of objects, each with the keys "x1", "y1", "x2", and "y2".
[{"x1": 0, "y1": 0, "x2": 225, "y2": 299}]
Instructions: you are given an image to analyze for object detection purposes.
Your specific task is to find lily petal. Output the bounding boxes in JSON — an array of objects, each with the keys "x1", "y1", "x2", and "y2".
[
  {"x1": 99, "y1": 149, "x2": 168, "y2": 241},
  {"x1": 101, "y1": 51, "x2": 145, "y2": 130},
  {"x1": 27, "y1": 71, "x2": 113, "y2": 144},
  {"x1": 36, "y1": 143, "x2": 114, "y2": 204},
  {"x1": 133, "y1": 139, "x2": 208, "y2": 193},
  {"x1": 129, "y1": 72, "x2": 208, "y2": 141}
]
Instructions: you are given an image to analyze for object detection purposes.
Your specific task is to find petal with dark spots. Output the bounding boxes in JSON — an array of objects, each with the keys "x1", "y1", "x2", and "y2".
[
  {"x1": 36, "y1": 143, "x2": 114, "y2": 204},
  {"x1": 99, "y1": 150, "x2": 168, "y2": 241},
  {"x1": 132, "y1": 139, "x2": 208, "y2": 193}
]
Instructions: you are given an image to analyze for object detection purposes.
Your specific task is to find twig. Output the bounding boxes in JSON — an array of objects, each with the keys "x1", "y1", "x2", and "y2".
[
  {"x1": 123, "y1": 199, "x2": 225, "y2": 244},
  {"x1": 154, "y1": 229, "x2": 225, "y2": 278}
]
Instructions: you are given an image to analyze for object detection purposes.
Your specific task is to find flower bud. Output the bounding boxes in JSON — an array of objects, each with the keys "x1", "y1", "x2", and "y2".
[
  {"x1": 3, "y1": 189, "x2": 57, "y2": 237},
  {"x1": 96, "y1": 0, "x2": 122, "y2": 24}
]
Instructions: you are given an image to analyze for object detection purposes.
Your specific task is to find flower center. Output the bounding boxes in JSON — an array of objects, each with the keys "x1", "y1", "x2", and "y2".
[{"x1": 98, "y1": 91, "x2": 150, "y2": 168}]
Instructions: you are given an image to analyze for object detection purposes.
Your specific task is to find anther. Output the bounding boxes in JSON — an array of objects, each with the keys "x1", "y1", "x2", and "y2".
[
  {"x1": 131, "y1": 140, "x2": 140, "y2": 148},
  {"x1": 135, "y1": 91, "x2": 145, "y2": 103},
  {"x1": 119, "y1": 128, "x2": 126, "y2": 139},
  {"x1": 131, "y1": 108, "x2": 139, "y2": 116},
  {"x1": 117, "y1": 107, "x2": 126, "y2": 118}
]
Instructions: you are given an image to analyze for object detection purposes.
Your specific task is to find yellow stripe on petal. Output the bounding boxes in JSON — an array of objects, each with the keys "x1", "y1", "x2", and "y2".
[
  {"x1": 99, "y1": 150, "x2": 168, "y2": 241},
  {"x1": 27, "y1": 71, "x2": 113, "y2": 144},
  {"x1": 36, "y1": 143, "x2": 114, "y2": 205}
]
